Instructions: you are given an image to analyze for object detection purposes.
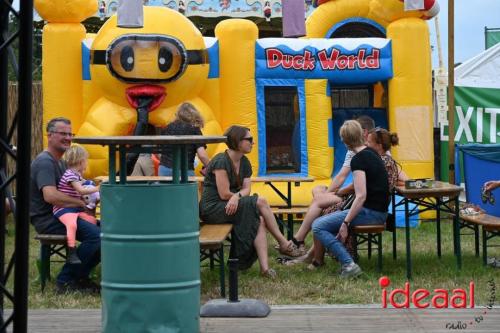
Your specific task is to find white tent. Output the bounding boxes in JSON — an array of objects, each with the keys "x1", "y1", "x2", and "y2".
[{"x1": 455, "y1": 42, "x2": 500, "y2": 89}]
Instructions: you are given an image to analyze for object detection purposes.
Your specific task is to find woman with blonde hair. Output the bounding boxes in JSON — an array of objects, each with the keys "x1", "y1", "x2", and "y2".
[
  {"x1": 311, "y1": 120, "x2": 390, "y2": 278},
  {"x1": 286, "y1": 125, "x2": 408, "y2": 270},
  {"x1": 160, "y1": 103, "x2": 210, "y2": 176}
]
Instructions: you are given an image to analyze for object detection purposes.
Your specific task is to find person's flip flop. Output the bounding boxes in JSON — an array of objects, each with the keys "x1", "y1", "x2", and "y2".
[{"x1": 276, "y1": 257, "x2": 292, "y2": 265}]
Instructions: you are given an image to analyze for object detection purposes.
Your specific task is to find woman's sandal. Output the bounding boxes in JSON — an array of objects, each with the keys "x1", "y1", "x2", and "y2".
[
  {"x1": 278, "y1": 251, "x2": 312, "y2": 266},
  {"x1": 278, "y1": 242, "x2": 302, "y2": 258},
  {"x1": 292, "y1": 237, "x2": 308, "y2": 256},
  {"x1": 306, "y1": 260, "x2": 324, "y2": 271},
  {"x1": 261, "y1": 268, "x2": 277, "y2": 279},
  {"x1": 276, "y1": 257, "x2": 292, "y2": 265}
]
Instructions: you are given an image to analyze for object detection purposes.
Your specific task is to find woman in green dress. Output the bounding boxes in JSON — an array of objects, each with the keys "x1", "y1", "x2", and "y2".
[{"x1": 200, "y1": 125, "x2": 301, "y2": 277}]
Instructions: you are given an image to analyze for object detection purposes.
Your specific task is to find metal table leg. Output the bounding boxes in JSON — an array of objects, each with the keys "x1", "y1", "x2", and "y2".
[
  {"x1": 392, "y1": 192, "x2": 397, "y2": 260},
  {"x1": 436, "y1": 197, "x2": 441, "y2": 258},
  {"x1": 405, "y1": 198, "x2": 412, "y2": 280},
  {"x1": 172, "y1": 145, "x2": 181, "y2": 184},
  {"x1": 181, "y1": 145, "x2": 188, "y2": 183},
  {"x1": 119, "y1": 145, "x2": 127, "y2": 184},
  {"x1": 482, "y1": 227, "x2": 487, "y2": 266},
  {"x1": 108, "y1": 145, "x2": 116, "y2": 185},
  {"x1": 453, "y1": 196, "x2": 462, "y2": 270}
]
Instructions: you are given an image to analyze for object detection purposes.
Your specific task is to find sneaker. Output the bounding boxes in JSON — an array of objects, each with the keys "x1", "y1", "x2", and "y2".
[
  {"x1": 66, "y1": 247, "x2": 82, "y2": 265},
  {"x1": 340, "y1": 262, "x2": 362, "y2": 278},
  {"x1": 55, "y1": 280, "x2": 78, "y2": 294}
]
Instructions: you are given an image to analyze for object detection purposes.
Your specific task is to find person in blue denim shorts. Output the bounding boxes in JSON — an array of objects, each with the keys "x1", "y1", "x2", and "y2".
[{"x1": 312, "y1": 120, "x2": 390, "y2": 278}]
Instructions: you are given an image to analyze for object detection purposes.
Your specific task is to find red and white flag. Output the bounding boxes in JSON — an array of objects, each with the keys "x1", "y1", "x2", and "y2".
[{"x1": 404, "y1": 0, "x2": 425, "y2": 11}]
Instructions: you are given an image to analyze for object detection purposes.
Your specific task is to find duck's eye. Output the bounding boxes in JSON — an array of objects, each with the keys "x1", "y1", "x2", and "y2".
[
  {"x1": 120, "y1": 46, "x2": 134, "y2": 72},
  {"x1": 158, "y1": 46, "x2": 173, "y2": 72}
]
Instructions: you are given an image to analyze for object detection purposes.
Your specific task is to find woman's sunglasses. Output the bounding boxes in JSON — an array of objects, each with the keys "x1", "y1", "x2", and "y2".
[{"x1": 241, "y1": 137, "x2": 253, "y2": 143}]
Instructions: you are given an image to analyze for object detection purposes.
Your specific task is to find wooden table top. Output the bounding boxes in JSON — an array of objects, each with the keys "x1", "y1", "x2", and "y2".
[
  {"x1": 460, "y1": 213, "x2": 500, "y2": 228},
  {"x1": 95, "y1": 175, "x2": 314, "y2": 184},
  {"x1": 73, "y1": 135, "x2": 226, "y2": 145},
  {"x1": 395, "y1": 181, "x2": 463, "y2": 199}
]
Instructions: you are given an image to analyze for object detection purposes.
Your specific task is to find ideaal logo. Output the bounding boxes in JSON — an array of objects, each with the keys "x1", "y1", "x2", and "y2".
[
  {"x1": 379, "y1": 277, "x2": 496, "y2": 330},
  {"x1": 265, "y1": 48, "x2": 381, "y2": 71},
  {"x1": 379, "y1": 276, "x2": 474, "y2": 308}
]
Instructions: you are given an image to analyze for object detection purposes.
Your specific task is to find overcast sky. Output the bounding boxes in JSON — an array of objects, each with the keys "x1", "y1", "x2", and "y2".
[
  {"x1": 15, "y1": 0, "x2": 500, "y2": 69},
  {"x1": 429, "y1": 0, "x2": 500, "y2": 68}
]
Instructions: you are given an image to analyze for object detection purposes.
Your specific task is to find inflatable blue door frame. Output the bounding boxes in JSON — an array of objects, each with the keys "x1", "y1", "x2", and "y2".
[{"x1": 256, "y1": 78, "x2": 308, "y2": 176}]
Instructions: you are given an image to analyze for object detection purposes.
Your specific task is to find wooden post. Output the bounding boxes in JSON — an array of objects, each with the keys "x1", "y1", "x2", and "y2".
[{"x1": 448, "y1": 0, "x2": 455, "y2": 184}]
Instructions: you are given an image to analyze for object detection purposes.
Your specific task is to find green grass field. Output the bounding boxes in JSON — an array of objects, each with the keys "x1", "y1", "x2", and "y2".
[{"x1": 4, "y1": 217, "x2": 499, "y2": 308}]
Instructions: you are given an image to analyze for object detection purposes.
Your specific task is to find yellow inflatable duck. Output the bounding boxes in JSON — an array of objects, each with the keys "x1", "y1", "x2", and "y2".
[{"x1": 35, "y1": 0, "x2": 222, "y2": 177}]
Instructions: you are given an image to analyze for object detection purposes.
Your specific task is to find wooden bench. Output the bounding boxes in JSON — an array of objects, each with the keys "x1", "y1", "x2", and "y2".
[
  {"x1": 199, "y1": 223, "x2": 233, "y2": 298},
  {"x1": 34, "y1": 234, "x2": 67, "y2": 292},
  {"x1": 35, "y1": 223, "x2": 233, "y2": 295},
  {"x1": 352, "y1": 224, "x2": 385, "y2": 272},
  {"x1": 271, "y1": 206, "x2": 309, "y2": 240},
  {"x1": 460, "y1": 213, "x2": 500, "y2": 265}
]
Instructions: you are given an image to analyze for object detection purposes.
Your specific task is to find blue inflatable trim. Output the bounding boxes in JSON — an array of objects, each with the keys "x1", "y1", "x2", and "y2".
[
  {"x1": 256, "y1": 79, "x2": 308, "y2": 177},
  {"x1": 204, "y1": 37, "x2": 219, "y2": 79},
  {"x1": 81, "y1": 40, "x2": 92, "y2": 81}
]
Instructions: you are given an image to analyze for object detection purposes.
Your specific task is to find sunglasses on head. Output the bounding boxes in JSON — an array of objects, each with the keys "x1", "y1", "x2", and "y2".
[
  {"x1": 241, "y1": 137, "x2": 253, "y2": 143},
  {"x1": 373, "y1": 127, "x2": 385, "y2": 140}
]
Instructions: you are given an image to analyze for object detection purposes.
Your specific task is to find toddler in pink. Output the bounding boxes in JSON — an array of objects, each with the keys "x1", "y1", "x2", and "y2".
[{"x1": 53, "y1": 145, "x2": 99, "y2": 264}]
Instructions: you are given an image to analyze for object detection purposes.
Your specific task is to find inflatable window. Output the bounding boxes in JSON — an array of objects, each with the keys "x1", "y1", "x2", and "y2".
[{"x1": 264, "y1": 86, "x2": 301, "y2": 174}]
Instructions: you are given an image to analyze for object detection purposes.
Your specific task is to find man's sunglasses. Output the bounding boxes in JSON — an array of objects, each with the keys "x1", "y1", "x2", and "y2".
[
  {"x1": 50, "y1": 131, "x2": 75, "y2": 138},
  {"x1": 241, "y1": 137, "x2": 253, "y2": 143}
]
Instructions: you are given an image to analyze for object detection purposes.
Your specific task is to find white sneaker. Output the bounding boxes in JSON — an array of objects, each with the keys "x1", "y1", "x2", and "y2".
[{"x1": 340, "y1": 262, "x2": 362, "y2": 278}]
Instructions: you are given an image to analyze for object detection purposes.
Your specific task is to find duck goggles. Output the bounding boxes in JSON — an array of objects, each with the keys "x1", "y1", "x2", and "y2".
[{"x1": 91, "y1": 34, "x2": 208, "y2": 83}]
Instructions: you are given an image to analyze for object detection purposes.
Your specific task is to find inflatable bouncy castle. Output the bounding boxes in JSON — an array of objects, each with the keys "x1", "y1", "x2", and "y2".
[{"x1": 35, "y1": 0, "x2": 439, "y2": 205}]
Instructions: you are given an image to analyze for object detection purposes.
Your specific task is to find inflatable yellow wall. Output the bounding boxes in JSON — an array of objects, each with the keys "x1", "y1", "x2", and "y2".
[{"x1": 35, "y1": 0, "x2": 436, "y2": 206}]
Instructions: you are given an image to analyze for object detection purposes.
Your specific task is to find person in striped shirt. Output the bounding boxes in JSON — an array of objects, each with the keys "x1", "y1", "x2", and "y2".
[{"x1": 53, "y1": 145, "x2": 100, "y2": 264}]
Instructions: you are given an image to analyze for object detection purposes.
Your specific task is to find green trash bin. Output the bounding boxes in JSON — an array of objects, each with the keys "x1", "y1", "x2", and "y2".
[{"x1": 101, "y1": 181, "x2": 200, "y2": 333}]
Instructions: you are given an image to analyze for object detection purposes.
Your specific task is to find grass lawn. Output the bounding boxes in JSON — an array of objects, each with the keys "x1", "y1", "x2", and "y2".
[{"x1": 5, "y1": 217, "x2": 499, "y2": 308}]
